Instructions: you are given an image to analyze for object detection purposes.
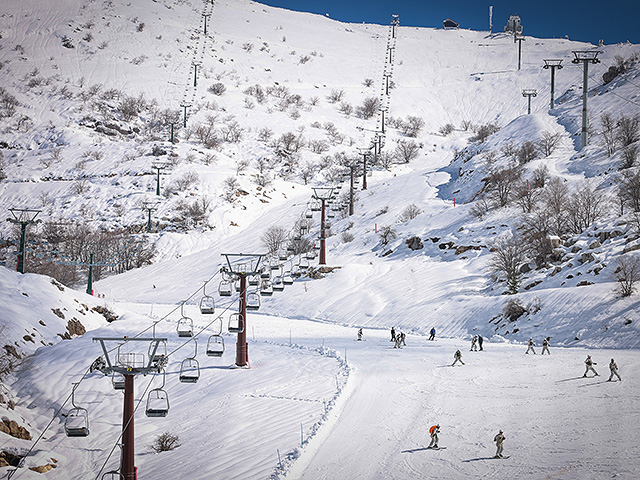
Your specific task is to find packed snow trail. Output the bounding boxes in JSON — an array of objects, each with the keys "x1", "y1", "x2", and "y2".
[{"x1": 281, "y1": 327, "x2": 640, "y2": 480}]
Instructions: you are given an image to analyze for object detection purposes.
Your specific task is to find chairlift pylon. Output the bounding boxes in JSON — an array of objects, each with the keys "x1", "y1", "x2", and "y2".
[
  {"x1": 65, "y1": 383, "x2": 90, "y2": 437},
  {"x1": 179, "y1": 339, "x2": 200, "y2": 384}
]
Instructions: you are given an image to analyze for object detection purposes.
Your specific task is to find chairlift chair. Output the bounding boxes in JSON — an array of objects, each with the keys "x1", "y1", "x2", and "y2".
[
  {"x1": 278, "y1": 250, "x2": 288, "y2": 261},
  {"x1": 248, "y1": 274, "x2": 259, "y2": 286},
  {"x1": 112, "y1": 372, "x2": 125, "y2": 391},
  {"x1": 310, "y1": 199, "x2": 321, "y2": 212},
  {"x1": 218, "y1": 280, "x2": 233, "y2": 297},
  {"x1": 177, "y1": 316, "x2": 193, "y2": 338},
  {"x1": 327, "y1": 210, "x2": 335, "y2": 219},
  {"x1": 260, "y1": 280, "x2": 274, "y2": 296},
  {"x1": 145, "y1": 373, "x2": 170, "y2": 417},
  {"x1": 199, "y1": 283, "x2": 215, "y2": 314},
  {"x1": 246, "y1": 291, "x2": 261, "y2": 310},
  {"x1": 65, "y1": 384, "x2": 90, "y2": 437},
  {"x1": 179, "y1": 340, "x2": 200, "y2": 384},
  {"x1": 306, "y1": 250, "x2": 317, "y2": 259},
  {"x1": 260, "y1": 267, "x2": 271, "y2": 279},
  {"x1": 101, "y1": 471, "x2": 124, "y2": 480},
  {"x1": 269, "y1": 257, "x2": 281, "y2": 270},
  {"x1": 206, "y1": 335, "x2": 225, "y2": 357},
  {"x1": 299, "y1": 257, "x2": 310, "y2": 269},
  {"x1": 273, "y1": 276, "x2": 285, "y2": 292},
  {"x1": 234, "y1": 278, "x2": 241, "y2": 292},
  {"x1": 228, "y1": 313, "x2": 244, "y2": 333},
  {"x1": 283, "y1": 272, "x2": 294, "y2": 285}
]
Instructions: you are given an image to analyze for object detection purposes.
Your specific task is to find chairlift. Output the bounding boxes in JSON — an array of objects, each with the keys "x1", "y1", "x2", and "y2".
[
  {"x1": 149, "y1": 325, "x2": 167, "y2": 368},
  {"x1": 199, "y1": 283, "x2": 215, "y2": 314},
  {"x1": 206, "y1": 335, "x2": 225, "y2": 357},
  {"x1": 177, "y1": 309, "x2": 194, "y2": 338},
  {"x1": 145, "y1": 372, "x2": 169, "y2": 417},
  {"x1": 248, "y1": 274, "x2": 260, "y2": 286},
  {"x1": 323, "y1": 221, "x2": 332, "y2": 229},
  {"x1": 65, "y1": 383, "x2": 90, "y2": 437},
  {"x1": 228, "y1": 313, "x2": 244, "y2": 333},
  {"x1": 306, "y1": 250, "x2": 317, "y2": 259},
  {"x1": 101, "y1": 471, "x2": 124, "y2": 480},
  {"x1": 299, "y1": 257, "x2": 310, "y2": 269},
  {"x1": 260, "y1": 267, "x2": 271, "y2": 279},
  {"x1": 260, "y1": 280, "x2": 274, "y2": 296},
  {"x1": 269, "y1": 257, "x2": 281, "y2": 270},
  {"x1": 112, "y1": 372, "x2": 125, "y2": 391},
  {"x1": 218, "y1": 279, "x2": 233, "y2": 297},
  {"x1": 278, "y1": 250, "x2": 288, "y2": 261},
  {"x1": 310, "y1": 199, "x2": 321, "y2": 212},
  {"x1": 179, "y1": 339, "x2": 200, "y2": 384},
  {"x1": 273, "y1": 276, "x2": 285, "y2": 292},
  {"x1": 246, "y1": 291, "x2": 261, "y2": 311},
  {"x1": 282, "y1": 272, "x2": 294, "y2": 285},
  {"x1": 305, "y1": 210, "x2": 313, "y2": 219}
]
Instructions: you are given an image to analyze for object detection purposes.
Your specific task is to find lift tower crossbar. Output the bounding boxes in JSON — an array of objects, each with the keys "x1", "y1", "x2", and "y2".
[{"x1": 572, "y1": 50, "x2": 601, "y2": 149}]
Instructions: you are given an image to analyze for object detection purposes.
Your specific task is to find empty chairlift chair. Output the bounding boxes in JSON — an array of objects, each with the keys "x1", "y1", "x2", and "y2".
[
  {"x1": 260, "y1": 280, "x2": 274, "y2": 296},
  {"x1": 206, "y1": 335, "x2": 224, "y2": 357},
  {"x1": 282, "y1": 271, "x2": 294, "y2": 285},
  {"x1": 218, "y1": 279, "x2": 233, "y2": 297},
  {"x1": 299, "y1": 256, "x2": 310, "y2": 269},
  {"x1": 228, "y1": 313, "x2": 244, "y2": 333},
  {"x1": 179, "y1": 339, "x2": 200, "y2": 384},
  {"x1": 269, "y1": 257, "x2": 281, "y2": 271},
  {"x1": 101, "y1": 472, "x2": 124, "y2": 480},
  {"x1": 246, "y1": 291, "x2": 261, "y2": 311},
  {"x1": 177, "y1": 316, "x2": 193, "y2": 338},
  {"x1": 273, "y1": 275, "x2": 285, "y2": 292},
  {"x1": 199, "y1": 283, "x2": 215, "y2": 315},
  {"x1": 148, "y1": 334, "x2": 167, "y2": 369},
  {"x1": 111, "y1": 372, "x2": 125, "y2": 391},
  {"x1": 248, "y1": 274, "x2": 260, "y2": 287},
  {"x1": 145, "y1": 372, "x2": 170, "y2": 417},
  {"x1": 65, "y1": 383, "x2": 90, "y2": 437}
]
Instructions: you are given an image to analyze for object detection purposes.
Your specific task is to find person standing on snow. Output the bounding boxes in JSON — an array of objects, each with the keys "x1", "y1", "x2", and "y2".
[
  {"x1": 478, "y1": 335, "x2": 484, "y2": 351},
  {"x1": 394, "y1": 331, "x2": 403, "y2": 349},
  {"x1": 428, "y1": 424, "x2": 440, "y2": 449},
  {"x1": 470, "y1": 336, "x2": 478, "y2": 351},
  {"x1": 391, "y1": 327, "x2": 396, "y2": 342},
  {"x1": 608, "y1": 359, "x2": 621, "y2": 382},
  {"x1": 429, "y1": 327, "x2": 436, "y2": 341},
  {"x1": 452, "y1": 349, "x2": 465, "y2": 366},
  {"x1": 494, "y1": 430, "x2": 506, "y2": 458},
  {"x1": 525, "y1": 338, "x2": 536, "y2": 354},
  {"x1": 541, "y1": 337, "x2": 551, "y2": 355},
  {"x1": 400, "y1": 332, "x2": 407, "y2": 347},
  {"x1": 583, "y1": 355, "x2": 599, "y2": 377},
  {"x1": 357, "y1": 328, "x2": 363, "y2": 341}
]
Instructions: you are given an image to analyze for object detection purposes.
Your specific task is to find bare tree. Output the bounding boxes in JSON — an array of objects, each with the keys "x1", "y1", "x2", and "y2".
[
  {"x1": 620, "y1": 144, "x2": 639, "y2": 170},
  {"x1": 261, "y1": 225, "x2": 288, "y2": 254},
  {"x1": 613, "y1": 255, "x2": 640, "y2": 297},
  {"x1": 378, "y1": 225, "x2": 397, "y2": 246},
  {"x1": 537, "y1": 131, "x2": 562, "y2": 157},
  {"x1": 619, "y1": 171, "x2": 640, "y2": 212},
  {"x1": 541, "y1": 177, "x2": 569, "y2": 234},
  {"x1": 356, "y1": 97, "x2": 379, "y2": 119},
  {"x1": 600, "y1": 112, "x2": 617, "y2": 156},
  {"x1": 531, "y1": 164, "x2": 550, "y2": 189},
  {"x1": 616, "y1": 114, "x2": 640, "y2": 148},
  {"x1": 399, "y1": 116, "x2": 425, "y2": 137},
  {"x1": 486, "y1": 167, "x2": 522, "y2": 207},
  {"x1": 488, "y1": 234, "x2": 528, "y2": 294},
  {"x1": 151, "y1": 432, "x2": 181, "y2": 453},
  {"x1": 519, "y1": 208, "x2": 554, "y2": 265},
  {"x1": 513, "y1": 183, "x2": 540, "y2": 213},
  {"x1": 566, "y1": 181, "x2": 609, "y2": 234},
  {"x1": 394, "y1": 139, "x2": 420, "y2": 163},
  {"x1": 517, "y1": 141, "x2": 538, "y2": 164}
]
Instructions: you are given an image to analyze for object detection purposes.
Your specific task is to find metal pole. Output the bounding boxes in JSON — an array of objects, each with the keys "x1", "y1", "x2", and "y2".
[
  {"x1": 550, "y1": 67, "x2": 556, "y2": 110},
  {"x1": 236, "y1": 275, "x2": 248, "y2": 367},
  {"x1": 193, "y1": 64, "x2": 198, "y2": 87},
  {"x1": 319, "y1": 199, "x2": 327, "y2": 265},
  {"x1": 527, "y1": 96, "x2": 532, "y2": 115},
  {"x1": 17, "y1": 223, "x2": 27, "y2": 274},
  {"x1": 581, "y1": 60, "x2": 589, "y2": 148},
  {"x1": 182, "y1": 105, "x2": 188, "y2": 128},
  {"x1": 147, "y1": 209, "x2": 152, "y2": 233},
  {"x1": 170, "y1": 123, "x2": 175, "y2": 144},
  {"x1": 381, "y1": 110, "x2": 385, "y2": 134},
  {"x1": 362, "y1": 154, "x2": 368, "y2": 190},
  {"x1": 156, "y1": 168, "x2": 161, "y2": 196},
  {"x1": 349, "y1": 167, "x2": 355, "y2": 216},
  {"x1": 518, "y1": 39, "x2": 522, "y2": 71},
  {"x1": 122, "y1": 375, "x2": 135, "y2": 480},
  {"x1": 86, "y1": 252, "x2": 94, "y2": 295}
]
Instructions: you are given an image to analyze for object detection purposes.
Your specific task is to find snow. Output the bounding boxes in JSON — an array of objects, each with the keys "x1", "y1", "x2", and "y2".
[{"x1": 1, "y1": 0, "x2": 640, "y2": 478}]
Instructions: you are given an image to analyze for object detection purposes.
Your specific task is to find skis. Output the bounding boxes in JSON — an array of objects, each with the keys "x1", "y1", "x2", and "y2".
[
  {"x1": 493, "y1": 455, "x2": 510, "y2": 459},
  {"x1": 427, "y1": 447, "x2": 446, "y2": 450}
]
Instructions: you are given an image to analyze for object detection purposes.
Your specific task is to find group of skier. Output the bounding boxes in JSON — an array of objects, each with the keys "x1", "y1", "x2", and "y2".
[
  {"x1": 470, "y1": 335, "x2": 483, "y2": 351},
  {"x1": 426, "y1": 424, "x2": 507, "y2": 458},
  {"x1": 583, "y1": 355, "x2": 622, "y2": 381},
  {"x1": 390, "y1": 327, "x2": 406, "y2": 348},
  {"x1": 525, "y1": 337, "x2": 551, "y2": 355}
]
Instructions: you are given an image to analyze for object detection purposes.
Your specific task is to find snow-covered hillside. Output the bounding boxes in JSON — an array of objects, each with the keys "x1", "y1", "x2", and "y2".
[{"x1": 1, "y1": 0, "x2": 640, "y2": 478}]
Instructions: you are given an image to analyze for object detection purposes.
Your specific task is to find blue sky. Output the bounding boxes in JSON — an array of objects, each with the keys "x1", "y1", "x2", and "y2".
[{"x1": 255, "y1": 0, "x2": 639, "y2": 45}]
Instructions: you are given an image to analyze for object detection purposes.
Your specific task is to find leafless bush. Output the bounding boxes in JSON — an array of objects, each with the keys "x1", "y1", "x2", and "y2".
[
  {"x1": 489, "y1": 234, "x2": 528, "y2": 294},
  {"x1": 299, "y1": 55, "x2": 311, "y2": 64},
  {"x1": 517, "y1": 141, "x2": 538, "y2": 164},
  {"x1": 72, "y1": 178, "x2": 90, "y2": 194},
  {"x1": 118, "y1": 94, "x2": 146, "y2": 121},
  {"x1": 242, "y1": 42, "x2": 253, "y2": 52},
  {"x1": 309, "y1": 96, "x2": 320, "y2": 106},
  {"x1": 356, "y1": 97, "x2": 379, "y2": 119},
  {"x1": 223, "y1": 177, "x2": 239, "y2": 203},
  {"x1": 174, "y1": 197, "x2": 211, "y2": 227},
  {"x1": 151, "y1": 432, "x2": 181, "y2": 453},
  {"x1": 399, "y1": 116, "x2": 425, "y2": 138},
  {"x1": 613, "y1": 255, "x2": 640, "y2": 297},
  {"x1": 531, "y1": 164, "x2": 550, "y2": 189},
  {"x1": 208, "y1": 83, "x2": 226, "y2": 96},
  {"x1": 620, "y1": 144, "x2": 639, "y2": 170},
  {"x1": 0, "y1": 87, "x2": 19, "y2": 118},
  {"x1": 341, "y1": 231, "x2": 355, "y2": 243},
  {"x1": 257, "y1": 127, "x2": 273, "y2": 142},
  {"x1": 600, "y1": 112, "x2": 617, "y2": 156},
  {"x1": 173, "y1": 171, "x2": 199, "y2": 192},
  {"x1": 398, "y1": 204, "x2": 422, "y2": 222},
  {"x1": 220, "y1": 121, "x2": 244, "y2": 143},
  {"x1": 565, "y1": 181, "x2": 609, "y2": 234},
  {"x1": 376, "y1": 151, "x2": 394, "y2": 170},
  {"x1": 618, "y1": 171, "x2": 640, "y2": 212},
  {"x1": 327, "y1": 89, "x2": 345, "y2": 103},
  {"x1": 339, "y1": 102, "x2": 353, "y2": 116},
  {"x1": 616, "y1": 114, "x2": 640, "y2": 148},
  {"x1": 394, "y1": 139, "x2": 420, "y2": 163},
  {"x1": 309, "y1": 139, "x2": 329, "y2": 154},
  {"x1": 244, "y1": 84, "x2": 266, "y2": 103},
  {"x1": 439, "y1": 123, "x2": 455, "y2": 136},
  {"x1": 378, "y1": 225, "x2": 397, "y2": 246},
  {"x1": 537, "y1": 131, "x2": 562, "y2": 157},
  {"x1": 513, "y1": 183, "x2": 539, "y2": 213},
  {"x1": 486, "y1": 167, "x2": 522, "y2": 207},
  {"x1": 276, "y1": 132, "x2": 305, "y2": 153},
  {"x1": 470, "y1": 197, "x2": 491, "y2": 219},
  {"x1": 471, "y1": 123, "x2": 500, "y2": 143}
]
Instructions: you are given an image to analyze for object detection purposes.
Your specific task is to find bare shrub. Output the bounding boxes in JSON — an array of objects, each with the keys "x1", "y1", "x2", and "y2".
[
  {"x1": 356, "y1": 97, "x2": 379, "y2": 119},
  {"x1": 531, "y1": 164, "x2": 550, "y2": 189},
  {"x1": 517, "y1": 141, "x2": 538, "y2": 164},
  {"x1": 486, "y1": 167, "x2": 522, "y2": 207},
  {"x1": 399, "y1": 116, "x2": 425, "y2": 138},
  {"x1": 398, "y1": 204, "x2": 422, "y2": 222},
  {"x1": 470, "y1": 197, "x2": 491, "y2": 219},
  {"x1": 220, "y1": 121, "x2": 243, "y2": 143},
  {"x1": 600, "y1": 112, "x2": 617, "y2": 156},
  {"x1": 616, "y1": 115, "x2": 640, "y2": 148},
  {"x1": 341, "y1": 231, "x2": 355, "y2": 243},
  {"x1": 537, "y1": 131, "x2": 562, "y2": 157},
  {"x1": 513, "y1": 183, "x2": 540, "y2": 213},
  {"x1": 394, "y1": 139, "x2": 420, "y2": 163},
  {"x1": 339, "y1": 102, "x2": 353, "y2": 116},
  {"x1": 72, "y1": 178, "x2": 90, "y2": 194},
  {"x1": 173, "y1": 171, "x2": 199, "y2": 192},
  {"x1": 439, "y1": 123, "x2": 455, "y2": 136},
  {"x1": 613, "y1": 255, "x2": 640, "y2": 297},
  {"x1": 208, "y1": 83, "x2": 226, "y2": 96},
  {"x1": 242, "y1": 42, "x2": 253, "y2": 53},
  {"x1": 0, "y1": 87, "x2": 19, "y2": 118},
  {"x1": 151, "y1": 432, "x2": 180, "y2": 453},
  {"x1": 618, "y1": 171, "x2": 640, "y2": 212},
  {"x1": 620, "y1": 144, "x2": 639, "y2": 170},
  {"x1": 471, "y1": 123, "x2": 500, "y2": 143},
  {"x1": 565, "y1": 181, "x2": 609, "y2": 234},
  {"x1": 378, "y1": 225, "x2": 397, "y2": 246},
  {"x1": 309, "y1": 139, "x2": 329, "y2": 154},
  {"x1": 327, "y1": 89, "x2": 344, "y2": 103}
]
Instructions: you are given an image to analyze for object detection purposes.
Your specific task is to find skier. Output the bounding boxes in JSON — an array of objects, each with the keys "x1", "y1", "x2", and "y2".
[
  {"x1": 429, "y1": 327, "x2": 436, "y2": 341},
  {"x1": 357, "y1": 328, "x2": 363, "y2": 341},
  {"x1": 525, "y1": 338, "x2": 536, "y2": 354},
  {"x1": 470, "y1": 335, "x2": 478, "y2": 351},
  {"x1": 399, "y1": 332, "x2": 406, "y2": 347},
  {"x1": 391, "y1": 327, "x2": 396, "y2": 342},
  {"x1": 583, "y1": 355, "x2": 599, "y2": 377},
  {"x1": 494, "y1": 430, "x2": 506, "y2": 458},
  {"x1": 428, "y1": 424, "x2": 440, "y2": 449},
  {"x1": 541, "y1": 337, "x2": 551, "y2": 355},
  {"x1": 607, "y1": 358, "x2": 621, "y2": 382},
  {"x1": 478, "y1": 335, "x2": 484, "y2": 351},
  {"x1": 452, "y1": 349, "x2": 465, "y2": 366},
  {"x1": 394, "y1": 331, "x2": 402, "y2": 349}
]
